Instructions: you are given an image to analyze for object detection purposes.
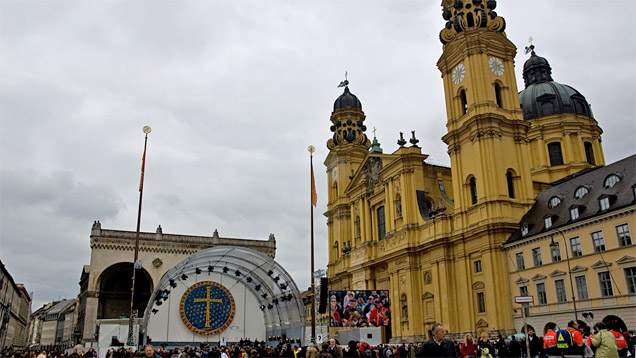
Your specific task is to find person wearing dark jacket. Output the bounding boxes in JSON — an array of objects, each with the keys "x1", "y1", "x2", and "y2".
[
  {"x1": 317, "y1": 343, "x2": 334, "y2": 358},
  {"x1": 527, "y1": 328, "x2": 543, "y2": 358},
  {"x1": 421, "y1": 323, "x2": 457, "y2": 358}
]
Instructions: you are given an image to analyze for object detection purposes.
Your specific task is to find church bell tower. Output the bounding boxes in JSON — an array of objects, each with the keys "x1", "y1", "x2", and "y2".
[
  {"x1": 436, "y1": 0, "x2": 535, "y2": 334},
  {"x1": 438, "y1": 0, "x2": 534, "y2": 216},
  {"x1": 324, "y1": 83, "x2": 371, "y2": 269}
]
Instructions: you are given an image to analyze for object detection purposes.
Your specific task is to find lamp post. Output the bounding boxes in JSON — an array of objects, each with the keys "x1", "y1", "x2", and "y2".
[
  {"x1": 549, "y1": 231, "x2": 578, "y2": 321},
  {"x1": 127, "y1": 125, "x2": 151, "y2": 346}
]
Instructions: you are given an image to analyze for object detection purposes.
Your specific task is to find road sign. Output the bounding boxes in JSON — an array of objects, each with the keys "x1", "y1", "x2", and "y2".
[{"x1": 515, "y1": 296, "x2": 534, "y2": 303}]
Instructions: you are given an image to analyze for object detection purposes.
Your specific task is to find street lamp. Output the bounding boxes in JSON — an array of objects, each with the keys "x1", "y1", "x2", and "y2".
[{"x1": 549, "y1": 232, "x2": 578, "y2": 321}]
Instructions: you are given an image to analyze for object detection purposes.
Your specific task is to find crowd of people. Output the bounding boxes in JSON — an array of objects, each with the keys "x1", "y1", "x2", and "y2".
[{"x1": 3, "y1": 318, "x2": 634, "y2": 358}]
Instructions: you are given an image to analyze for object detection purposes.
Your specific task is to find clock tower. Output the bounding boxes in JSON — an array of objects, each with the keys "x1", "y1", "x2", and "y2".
[
  {"x1": 438, "y1": 0, "x2": 534, "y2": 214},
  {"x1": 436, "y1": 0, "x2": 535, "y2": 333}
]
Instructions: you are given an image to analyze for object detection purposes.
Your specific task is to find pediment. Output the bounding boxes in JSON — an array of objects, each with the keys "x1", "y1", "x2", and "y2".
[
  {"x1": 570, "y1": 265, "x2": 588, "y2": 273},
  {"x1": 472, "y1": 281, "x2": 485, "y2": 290},
  {"x1": 550, "y1": 270, "x2": 566, "y2": 277},
  {"x1": 515, "y1": 277, "x2": 529, "y2": 285},
  {"x1": 531, "y1": 274, "x2": 547, "y2": 281},
  {"x1": 475, "y1": 319, "x2": 489, "y2": 328},
  {"x1": 422, "y1": 292, "x2": 434, "y2": 299},
  {"x1": 616, "y1": 256, "x2": 636, "y2": 265},
  {"x1": 592, "y1": 261, "x2": 612, "y2": 270}
]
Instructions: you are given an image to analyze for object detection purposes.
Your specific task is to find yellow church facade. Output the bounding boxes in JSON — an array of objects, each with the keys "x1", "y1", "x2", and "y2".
[{"x1": 322, "y1": 0, "x2": 623, "y2": 342}]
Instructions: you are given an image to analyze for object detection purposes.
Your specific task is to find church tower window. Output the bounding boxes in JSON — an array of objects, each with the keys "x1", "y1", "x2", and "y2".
[
  {"x1": 507, "y1": 171, "x2": 515, "y2": 198},
  {"x1": 548, "y1": 142, "x2": 564, "y2": 166},
  {"x1": 470, "y1": 177, "x2": 478, "y2": 205},
  {"x1": 460, "y1": 89, "x2": 468, "y2": 115},
  {"x1": 584, "y1": 142, "x2": 595, "y2": 165},
  {"x1": 495, "y1": 83, "x2": 503, "y2": 108}
]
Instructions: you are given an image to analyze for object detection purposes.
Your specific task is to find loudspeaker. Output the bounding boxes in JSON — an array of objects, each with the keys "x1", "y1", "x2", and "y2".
[{"x1": 318, "y1": 277, "x2": 328, "y2": 313}]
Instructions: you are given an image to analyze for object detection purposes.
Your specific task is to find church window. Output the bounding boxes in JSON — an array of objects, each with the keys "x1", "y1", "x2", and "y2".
[
  {"x1": 548, "y1": 142, "x2": 564, "y2": 166},
  {"x1": 495, "y1": 83, "x2": 503, "y2": 108},
  {"x1": 476, "y1": 292, "x2": 485, "y2": 313},
  {"x1": 470, "y1": 177, "x2": 477, "y2": 205},
  {"x1": 584, "y1": 142, "x2": 595, "y2": 165},
  {"x1": 507, "y1": 171, "x2": 515, "y2": 198},
  {"x1": 460, "y1": 90, "x2": 468, "y2": 115},
  {"x1": 377, "y1": 206, "x2": 386, "y2": 241},
  {"x1": 474, "y1": 260, "x2": 482, "y2": 273},
  {"x1": 574, "y1": 186, "x2": 589, "y2": 199},
  {"x1": 604, "y1": 174, "x2": 621, "y2": 188}
]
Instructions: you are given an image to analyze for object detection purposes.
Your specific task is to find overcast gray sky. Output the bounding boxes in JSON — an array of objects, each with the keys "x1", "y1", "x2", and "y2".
[{"x1": 1, "y1": 1, "x2": 634, "y2": 309}]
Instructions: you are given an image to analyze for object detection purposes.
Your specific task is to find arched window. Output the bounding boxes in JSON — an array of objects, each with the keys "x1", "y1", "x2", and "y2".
[
  {"x1": 470, "y1": 177, "x2": 478, "y2": 205},
  {"x1": 507, "y1": 171, "x2": 515, "y2": 198},
  {"x1": 548, "y1": 196, "x2": 562, "y2": 208},
  {"x1": 584, "y1": 142, "x2": 595, "y2": 165},
  {"x1": 574, "y1": 186, "x2": 589, "y2": 199},
  {"x1": 495, "y1": 83, "x2": 503, "y2": 108},
  {"x1": 460, "y1": 90, "x2": 468, "y2": 115},
  {"x1": 548, "y1": 142, "x2": 564, "y2": 166},
  {"x1": 604, "y1": 174, "x2": 621, "y2": 188}
]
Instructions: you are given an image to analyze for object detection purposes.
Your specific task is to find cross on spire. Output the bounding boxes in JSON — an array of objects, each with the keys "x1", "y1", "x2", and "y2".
[
  {"x1": 524, "y1": 36, "x2": 535, "y2": 55},
  {"x1": 338, "y1": 71, "x2": 349, "y2": 88}
]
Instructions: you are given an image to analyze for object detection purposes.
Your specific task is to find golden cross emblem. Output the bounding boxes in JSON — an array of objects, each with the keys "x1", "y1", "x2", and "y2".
[{"x1": 193, "y1": 286, "x2": 223, "y2": 328}]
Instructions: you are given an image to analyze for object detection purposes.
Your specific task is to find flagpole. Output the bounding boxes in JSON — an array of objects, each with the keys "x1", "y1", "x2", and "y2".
[
  {"x1": 127, "y1": 125, "x2": 151, "y2": 346},
  {"x1": 308, "y1": 145, "x2": 317, "y2": 343}
]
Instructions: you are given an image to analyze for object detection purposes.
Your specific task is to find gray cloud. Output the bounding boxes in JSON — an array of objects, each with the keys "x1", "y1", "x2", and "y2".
[{"x1": 1, "y1": 1, "x2": 634, "y2": 308}]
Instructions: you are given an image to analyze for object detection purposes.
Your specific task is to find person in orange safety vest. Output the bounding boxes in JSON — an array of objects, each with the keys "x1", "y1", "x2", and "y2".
[{"x1": 543, "y1": 322, "x2": 560, "y2": 358}]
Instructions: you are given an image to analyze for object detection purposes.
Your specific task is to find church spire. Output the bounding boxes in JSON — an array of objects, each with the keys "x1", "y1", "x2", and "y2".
[
  {"x1": 439, "y1": 0, "x2": 506, "y2": 45},
  {"x1": 327, "y1": 76, "x2": 370, "y2": 150}
]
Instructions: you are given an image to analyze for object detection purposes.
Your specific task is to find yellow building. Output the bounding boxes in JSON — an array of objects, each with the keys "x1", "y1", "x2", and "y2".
[
  {"x1": 322, "y1": 0, "x2": 631, "y2": 342},
  {"x1": 503, "y1": 155, "x2": 635, "y2": 333}
]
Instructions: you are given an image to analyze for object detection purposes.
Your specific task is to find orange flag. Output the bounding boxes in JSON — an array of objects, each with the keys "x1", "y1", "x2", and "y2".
[
  {"x1": 139, "y1": 142, "x2": 147, "y2": 192},
  {"x1": 311, "y1": 162, "x2": 317, "y2": 207}
]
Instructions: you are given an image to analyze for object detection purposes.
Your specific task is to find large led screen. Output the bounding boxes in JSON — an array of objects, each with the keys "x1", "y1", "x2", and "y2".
[{"x1": 328, "y1": 290, "x2": 390, "y2": 327}]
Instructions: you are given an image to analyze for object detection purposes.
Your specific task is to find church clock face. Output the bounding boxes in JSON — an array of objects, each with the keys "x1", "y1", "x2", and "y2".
[
  {"x1": 452, "y1": 63, "x2": 465, "y2": 84},
  {"x1": 489, "y1": 57, "x2": 504, "y2": 76}
]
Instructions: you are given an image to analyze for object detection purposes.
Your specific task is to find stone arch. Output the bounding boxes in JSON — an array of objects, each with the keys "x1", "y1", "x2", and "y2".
[
  {"x1": 97, "y1": 262, "x2": 153, "y2": 319},
  {"x1": 602, "y1": 315, "x2": 627, "y2": 332}
]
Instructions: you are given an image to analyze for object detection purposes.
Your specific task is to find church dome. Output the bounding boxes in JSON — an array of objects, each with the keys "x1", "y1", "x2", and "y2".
[
  {"x1": 334, "y1": 86, "x2": 362, "y2": 110},
  {"x1": 519, "y1": 51, "x2": 594, "y2": 121}
]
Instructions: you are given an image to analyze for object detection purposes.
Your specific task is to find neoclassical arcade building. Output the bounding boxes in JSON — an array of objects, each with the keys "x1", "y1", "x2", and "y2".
[{"x1": 77, "y1": 222, "x2": 277, "y2": 346}]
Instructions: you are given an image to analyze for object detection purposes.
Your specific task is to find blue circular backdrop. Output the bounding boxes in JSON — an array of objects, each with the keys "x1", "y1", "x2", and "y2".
[{"x1": 180, "y1": 281, "x2": 235, "y2": 335}]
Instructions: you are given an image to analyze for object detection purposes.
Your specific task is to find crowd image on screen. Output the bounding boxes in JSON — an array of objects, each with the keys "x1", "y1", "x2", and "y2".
[{"x1": 328, "y1": 290, "x2": 390, "y2": 327}]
